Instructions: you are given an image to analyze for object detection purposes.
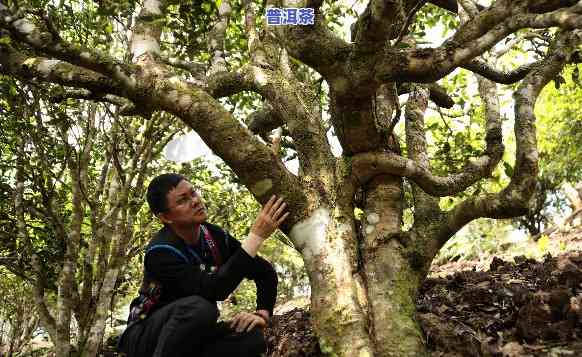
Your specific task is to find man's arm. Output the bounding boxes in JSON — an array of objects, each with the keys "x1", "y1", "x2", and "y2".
[
  {"x1": 146, "y1": 245, "x2": 256, "y2": 301},
  {"x1": 225, "y1": 235, "x2": 278, "y2": 316},
  {"x1": 148, "y1": 195, "x2": 287, "y2": 302}
]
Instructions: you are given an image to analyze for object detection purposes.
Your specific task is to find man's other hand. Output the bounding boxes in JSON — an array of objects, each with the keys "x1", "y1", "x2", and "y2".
[{"x1": 229, "y1": 311, "x2": 267, "y2": 333}]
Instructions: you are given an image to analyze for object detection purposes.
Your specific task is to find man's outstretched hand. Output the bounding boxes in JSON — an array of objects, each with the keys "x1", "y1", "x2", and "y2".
[{"x1": 250, "y1": 195, "x2": 289, "y2": 239}]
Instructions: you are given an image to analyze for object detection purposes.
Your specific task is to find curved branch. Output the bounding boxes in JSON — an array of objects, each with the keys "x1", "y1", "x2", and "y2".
[
  {"x1": 159, "y1": 55, "x2": 206, "y2": 78},
  {"x1": 249, "y1": 67, "x2": 334, "y2": 176},
  {"x1": 206, "y1": 63, "x2": 334, "y2": 177},
  {"x1": 351, "y1": 150, "x2": 499, "y2": 197},
  {"x1": 462, "y1": 59, "x2": 539, "y2": 84},
  {"x1": 204, "y1": 70, "x2": 254, "y2": 98},
  {"x1": 247, "y1": 105, "x2": 284, "y2": 136},
  {"x1": 440, "y1": 30, "x2": 580, "y2": 244}
]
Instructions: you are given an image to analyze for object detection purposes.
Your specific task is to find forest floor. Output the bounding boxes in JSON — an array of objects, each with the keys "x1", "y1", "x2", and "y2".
[{"x1": 265, "y1": 228, "x2": 582, "y2": 357}]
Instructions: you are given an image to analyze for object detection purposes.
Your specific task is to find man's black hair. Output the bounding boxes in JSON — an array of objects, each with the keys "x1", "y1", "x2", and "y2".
[{"x1": 146, "y1": 173, "x2": 186, "y2": 215}]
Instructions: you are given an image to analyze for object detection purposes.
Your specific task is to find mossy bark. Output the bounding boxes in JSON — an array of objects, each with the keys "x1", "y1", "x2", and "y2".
[{"x1": 298, "y1": 198, "x2": 429, "y2": 357}]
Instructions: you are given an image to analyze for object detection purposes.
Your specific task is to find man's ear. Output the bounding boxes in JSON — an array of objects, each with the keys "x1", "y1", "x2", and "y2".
[{"x1": 158, "y1": 213, "x2": 173, "y2": 225}]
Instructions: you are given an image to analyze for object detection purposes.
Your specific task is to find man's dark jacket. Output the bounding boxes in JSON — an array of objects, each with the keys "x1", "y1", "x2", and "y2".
[{"x1": 130, "y1": 222, "x2": 278, "y2": 317}]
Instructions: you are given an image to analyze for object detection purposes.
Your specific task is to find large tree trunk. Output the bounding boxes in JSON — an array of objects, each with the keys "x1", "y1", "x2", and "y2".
[
  {"x1": 293, "y1": 202, "x2": 428, "y2": 357},
  {"x1": 291, "y1": 163, "x2": 430, "y2": 356},
  {"x1": 360, "y1": 176, "x2": 427, "y2": 356},
  {"x1": 293, "y1": 207, "x2": 375, "y2": 356}
]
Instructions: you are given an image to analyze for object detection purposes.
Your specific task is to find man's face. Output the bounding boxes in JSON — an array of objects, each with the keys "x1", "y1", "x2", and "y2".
[{"x1": 159, "y1": 179, "x2": 207, "y2": 226}]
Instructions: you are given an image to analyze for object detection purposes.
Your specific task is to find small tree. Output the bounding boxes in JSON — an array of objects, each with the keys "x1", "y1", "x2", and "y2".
[
  {"x1": 0, "y1": 268, "x2": 40, "y2": 356},
  {"x1": 1, "y1": 1, "x2": 581, "y2": 355},
  {"x1": 0, "y1": 78, "x2": 179, "y2": 356}
]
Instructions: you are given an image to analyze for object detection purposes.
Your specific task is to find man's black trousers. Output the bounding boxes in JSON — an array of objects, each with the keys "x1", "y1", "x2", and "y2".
[{"x1": 118, "y1": 296, "x2": 267, "y2": 357}]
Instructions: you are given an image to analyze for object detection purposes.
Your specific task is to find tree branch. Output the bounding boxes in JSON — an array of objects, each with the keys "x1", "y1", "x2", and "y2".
[
  {"x1": 427, "y1": 0, "x2": 486, "y2": 13},
  {"x1": 204, "y1": 70, "x2": 254, "y2": 98},
  {"x1": 372, "y1": 2, "x2": 582, "y2": 83},
  {"x1": 0, "y1": 6, "x2": 135, "y2": 87},
  {"x1": 352, "y1": 0, "x2": 416, "y2": 49},
  {"x1": 428, "y1": 0, "x2": 458, "y2": 13},
  {"x1": 404, "y1": 86, "x2": 441, "y2": 226},
  {"x1": 440, "y1": 30, "x2": 581, "y2": 244},
  {"x1": 247, "y1": 105, "x2": 284, "y2": 136},
  {"x1": 528, "y1": 0, "x2": 580, "y2": 14},
  {"x1": 48, "y1": 88, "x2": 140, "y2": 115},
  {"x1": 207, "y1": 63, "x2": 334, "y2": 178},
  {"x1": 398, "y1": 82, "x2": 454, "y2": 108},
  {"x1": 351, "y1": 149, "x2": 500, "y2": 197},
  {"x1": 250, "y1": 67, "x2": 334, "y2": 177},
  {"x1": 354, "y1": 37, "x2": 504, "y2": 197},
  {"x1": 462, "y1": 58, "x2": 540, "y2": 84},
  {"x1": 208, "y1": 0, "x2": 231, "y2": 75},
  {"x1": 129, "y1": 0, "x2": 167, "y2": 62},
  {"x1": 158, "y1": 55, "x2": 206, "y2": 78},
  {"x1": 0, "y1": 44, "x2": 125, "y2": 97},
  {"x1": 244, "y1": 0, "x2": 274, "y2": 68},
  {"x1": 272, "y1": 1, "x2": 351, "y2": 80}
]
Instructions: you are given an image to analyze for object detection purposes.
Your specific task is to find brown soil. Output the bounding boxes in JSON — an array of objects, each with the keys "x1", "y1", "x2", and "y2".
[{"x1": 265, "y1": 251, "x2": 582, "y2": 357}]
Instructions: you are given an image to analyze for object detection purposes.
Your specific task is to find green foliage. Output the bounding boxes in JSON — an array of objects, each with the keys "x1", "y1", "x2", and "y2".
[
  {"x1": 413, "y1": 3, "x2": 458, "y2": 40},
  {"x1": 507, "y1": 64, "x2": 582, "y2": 234},
  {"x1": 0, "y1": 267, "x2": 40, "y2": 354},
  {"x1": 0, "y1": 78, "x2": 65, "y2": 287},
  {"x1": 435, "y1": 218, "x2": 514, "y2": 264},
  {"x1": 537, "y1": 64, "x2": 582, "y2": 184}
]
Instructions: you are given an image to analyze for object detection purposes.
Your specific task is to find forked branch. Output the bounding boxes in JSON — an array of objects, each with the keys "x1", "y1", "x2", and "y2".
[{"x1": 440, "y1": 30, "x2": 581, "y2": 244}]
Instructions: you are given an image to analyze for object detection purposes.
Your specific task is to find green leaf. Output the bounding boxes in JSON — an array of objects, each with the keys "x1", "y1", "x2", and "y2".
[
  {"x1": 503, "y1": 162, "x2": 514, "y2": 178},
  {"x1": 537, "y1": 234, "x2": 550, "y2": 253}
]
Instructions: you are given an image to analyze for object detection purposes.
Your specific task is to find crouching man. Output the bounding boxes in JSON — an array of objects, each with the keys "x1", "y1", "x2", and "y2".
[{"x1": 118, "y1": 173, "x2": 288, "y2": 357}]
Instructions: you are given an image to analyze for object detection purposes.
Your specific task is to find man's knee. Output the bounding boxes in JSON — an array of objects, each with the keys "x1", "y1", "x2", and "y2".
[
  {"x1": 242, "y1": 328, "x2": 267, "y2": 355},
  {"x1": 173, "y1": 296, "x2": 218, "y2": 324}
]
